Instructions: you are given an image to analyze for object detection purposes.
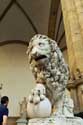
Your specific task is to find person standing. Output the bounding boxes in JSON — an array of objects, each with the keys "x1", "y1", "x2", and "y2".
[{"x1": 0, "y1": 96, "x2": 9, "y2": 125}]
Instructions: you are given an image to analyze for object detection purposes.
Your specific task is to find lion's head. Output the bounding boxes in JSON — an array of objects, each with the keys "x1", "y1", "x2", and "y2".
[{"x1": 26, "y1": 35, "x2": 51, "y2": 65}]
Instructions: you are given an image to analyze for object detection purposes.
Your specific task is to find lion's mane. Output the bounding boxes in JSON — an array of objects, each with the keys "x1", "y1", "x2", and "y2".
[{"x1": 27, "y1": 34, "x2": 69, "y2": 106}]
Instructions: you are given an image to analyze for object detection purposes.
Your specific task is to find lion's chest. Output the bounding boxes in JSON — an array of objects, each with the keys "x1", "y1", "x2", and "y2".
[{"x1": 33, "y1": 63, "x2": 58, "y2": 84}]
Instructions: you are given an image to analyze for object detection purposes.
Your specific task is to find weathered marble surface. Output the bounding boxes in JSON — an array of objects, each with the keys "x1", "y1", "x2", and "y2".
[
  {"x1": 26, "y1": 34, "x2": 73, "y2": 116},
  {"x1": 28, "y1": 116, "x2": 83, "y2": 125}
]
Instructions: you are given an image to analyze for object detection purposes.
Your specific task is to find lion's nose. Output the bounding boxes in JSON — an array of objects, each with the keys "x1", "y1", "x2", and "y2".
[
  {"x1": 31, "y1": 52, "x2": 38, "y2": 59},
  {"x1": 31, "y1": 47, "x2": 37, "y2": 54}
]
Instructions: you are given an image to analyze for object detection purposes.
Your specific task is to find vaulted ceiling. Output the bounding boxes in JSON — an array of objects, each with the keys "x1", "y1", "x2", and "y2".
[
  {"x1": 0, "y1": 0, "x2": 67, "y2": 51},
  {"x1": 0, "y1": 0, "x2": 50, "y2": 41}
]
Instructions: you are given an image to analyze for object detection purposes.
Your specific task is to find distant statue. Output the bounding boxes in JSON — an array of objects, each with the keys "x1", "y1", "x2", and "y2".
[{"x1": 19, "y1": 97, "x2": 27, "y2": 119}]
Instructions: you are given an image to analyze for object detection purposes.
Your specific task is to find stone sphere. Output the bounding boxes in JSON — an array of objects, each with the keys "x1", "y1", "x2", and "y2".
[{"x1": 27, "y1": 97, "x2": 51, "y2": 118}]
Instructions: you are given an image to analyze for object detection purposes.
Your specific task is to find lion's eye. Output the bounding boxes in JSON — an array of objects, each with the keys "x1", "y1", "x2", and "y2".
[{"x1": 39, "y1": 42, "x2": 44, "y2": 46}]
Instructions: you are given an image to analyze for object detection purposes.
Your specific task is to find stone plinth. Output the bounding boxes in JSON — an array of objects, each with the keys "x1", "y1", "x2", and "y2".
[
  {"x1": 16, "y1": 118, "x2": 28, "y2": 125},
  {"x1": 28, "y1": 116, "x2": 83, "y2": 125}
]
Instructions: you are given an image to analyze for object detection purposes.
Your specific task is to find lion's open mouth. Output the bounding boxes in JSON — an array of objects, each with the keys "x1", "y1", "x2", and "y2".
[{"x1": 35, "y1": 55, "x2": 47, "y2": 61}]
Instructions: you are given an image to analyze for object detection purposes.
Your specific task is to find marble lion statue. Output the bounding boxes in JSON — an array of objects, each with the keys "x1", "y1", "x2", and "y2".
[{"x1": 26, "y1": 34, "x2": 74, "y2": 117}]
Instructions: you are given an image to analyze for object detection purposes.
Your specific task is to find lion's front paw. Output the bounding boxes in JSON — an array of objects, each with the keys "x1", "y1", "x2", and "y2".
[{"x1": 28, "y1": 87, "x2": 45, "y2": 105}]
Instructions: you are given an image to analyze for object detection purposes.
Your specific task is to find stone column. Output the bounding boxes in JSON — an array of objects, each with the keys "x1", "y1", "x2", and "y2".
[
  {"x1": 61, "y1": 0, "x2": 83, "y2": 113},
  {"x1": 74, "y1": 0, "x2": 83, "y2": 39}
]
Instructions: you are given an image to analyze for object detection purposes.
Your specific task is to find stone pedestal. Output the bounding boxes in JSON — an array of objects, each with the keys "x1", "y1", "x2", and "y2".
[
  {"x1": 16, "y1": 118, "x2": 28, "y2": 125},
  {"x1": 28, "y1": 116, "x2": 83, "y2": 125}
]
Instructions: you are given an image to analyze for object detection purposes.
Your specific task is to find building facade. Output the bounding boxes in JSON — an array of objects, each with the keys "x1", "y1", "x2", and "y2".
[{"x1": 0, "y1": 0, "x2": 83, "y2": 120}]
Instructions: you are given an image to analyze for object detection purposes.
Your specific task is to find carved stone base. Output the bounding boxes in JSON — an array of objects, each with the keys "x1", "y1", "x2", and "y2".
[
  {"x1": 16, "y1": 118, "x2": 28, "y2": 125},
  {"x1": 28, "y1": 116, "x2": 83, "y2": 125}
]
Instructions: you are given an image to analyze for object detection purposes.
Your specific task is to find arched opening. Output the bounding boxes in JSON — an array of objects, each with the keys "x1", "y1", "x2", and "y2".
[{"x1": 0, "y1": 43, "x2": 35, "y2": 116}]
